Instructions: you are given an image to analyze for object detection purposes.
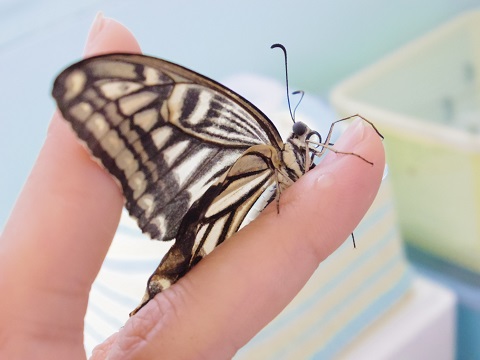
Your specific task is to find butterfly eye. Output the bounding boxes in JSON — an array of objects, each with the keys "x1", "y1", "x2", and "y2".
[{"x1": 292, "y1": 121, "x2": 308, "y2": 136}]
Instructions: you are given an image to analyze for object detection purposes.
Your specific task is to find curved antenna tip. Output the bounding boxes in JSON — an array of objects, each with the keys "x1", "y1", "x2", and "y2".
[
  {"x1": 271, "y1": 43, "x2": 294, "y2": 122},
  {"x1": 270, "y1": 43, "x2": 286, "y2": 51}
]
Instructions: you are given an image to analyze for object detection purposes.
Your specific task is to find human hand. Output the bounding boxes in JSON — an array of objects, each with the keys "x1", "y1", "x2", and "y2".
[{"x1": 0, "y1": 15, "x2": 385, "y2": 360}]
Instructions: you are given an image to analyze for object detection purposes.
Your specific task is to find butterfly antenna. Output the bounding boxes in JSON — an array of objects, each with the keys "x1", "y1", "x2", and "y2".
[
  {"x1": 291, "y1": 90, "x2": 304, "y2": 122},
  {"x1": 271, "y1": 43, "x2": 295, "y2": 123}
]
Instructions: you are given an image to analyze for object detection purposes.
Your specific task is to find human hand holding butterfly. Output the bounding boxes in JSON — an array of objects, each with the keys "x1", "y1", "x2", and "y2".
[{"x1": 0, "y1": 15, "x2": 385, "y2": 360}]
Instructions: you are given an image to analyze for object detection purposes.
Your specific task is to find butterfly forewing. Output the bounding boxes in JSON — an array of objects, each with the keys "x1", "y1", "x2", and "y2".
[{"x1": 52, "y1": 54, "x2": 283, "y2": 243}]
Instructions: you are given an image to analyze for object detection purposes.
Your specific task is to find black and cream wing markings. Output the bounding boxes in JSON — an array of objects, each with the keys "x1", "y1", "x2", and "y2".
[{"x1": 52, "y1": 54, "x2": 284, "y2": 243}]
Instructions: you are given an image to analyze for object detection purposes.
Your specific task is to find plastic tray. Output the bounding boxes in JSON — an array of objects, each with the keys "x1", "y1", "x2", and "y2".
[{"x1": 331, "y1": 11, "x2": 480, "y2": 273}]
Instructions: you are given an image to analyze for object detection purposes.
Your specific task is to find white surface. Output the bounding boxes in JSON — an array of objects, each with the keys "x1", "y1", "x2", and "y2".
[{"x1": 338, "y1": 276, "x2": 456, "y2": 360}]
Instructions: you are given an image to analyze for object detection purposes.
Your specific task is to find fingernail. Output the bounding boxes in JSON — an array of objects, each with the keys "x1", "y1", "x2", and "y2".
[
  {"x1": 83, "y1": 12, "x2": 106, "y2": 57},
  {"x1": 336, "y1": 117, "x2": 365, "y2": 149}
]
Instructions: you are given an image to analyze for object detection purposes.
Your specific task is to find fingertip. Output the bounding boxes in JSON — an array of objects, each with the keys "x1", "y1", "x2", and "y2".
[
  {"x1": 280, "y1": 119, "x2": 385, "y2": 259},
  {"x1": 83, "y1": 12, "x2": 141, "y2": 57},
  {"x1": 319, "y1": 118, "x2": 385, "y2": 185}
]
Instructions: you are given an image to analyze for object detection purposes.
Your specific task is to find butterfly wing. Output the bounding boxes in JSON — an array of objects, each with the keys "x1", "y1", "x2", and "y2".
[{"x1": 52, "y1": 54, "x2": 284, "y2": 242}]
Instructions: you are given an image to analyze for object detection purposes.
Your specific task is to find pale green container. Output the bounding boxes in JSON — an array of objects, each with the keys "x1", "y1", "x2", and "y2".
[{"x1": 331, "y1": 11, "x2": 480, "y2": 273}]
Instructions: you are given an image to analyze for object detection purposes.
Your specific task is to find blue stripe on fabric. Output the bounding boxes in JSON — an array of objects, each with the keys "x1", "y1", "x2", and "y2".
[
  {"x1": 92, "y1": 281, "x2": 140, "y2": 308},
  {"x1": 87, "y1": 301, "x2": 125, "y2": 330},
  {"x1": 312, "y1": 269, "x2": 413, "y2": 359},
  {"x1": 275, "y1": 256, "x2": 410, "y2": 359},
  {"x1": 84, "y1": 321, "x2": 108, "y2": 344},
  {"x1": 101, "y1": 257, "x2": 160, "y2": 273}
]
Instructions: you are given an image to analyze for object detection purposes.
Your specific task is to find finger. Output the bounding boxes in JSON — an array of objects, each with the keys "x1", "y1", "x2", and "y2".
[
  {"x1": 99, "y1": 119, "x2": 385, "y2": 359},
  {"x1": 0, "y1": 15, "x2": 140, "y2": 358}
]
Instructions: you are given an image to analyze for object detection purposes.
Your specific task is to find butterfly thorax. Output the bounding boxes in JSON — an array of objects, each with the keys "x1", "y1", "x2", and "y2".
[{"x1": 279, "y1": 122, "x2": 316, "y2": 187}]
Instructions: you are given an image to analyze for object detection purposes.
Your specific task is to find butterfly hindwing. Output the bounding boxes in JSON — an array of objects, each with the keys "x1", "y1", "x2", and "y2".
[{"x1": 52, "y1": 54, "x2": 284, "y2": 243}]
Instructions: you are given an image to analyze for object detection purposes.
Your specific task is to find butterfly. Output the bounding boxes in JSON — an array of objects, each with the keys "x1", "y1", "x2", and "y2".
[{"x1": 52, "y1": 46, "x2": 380, "y2": 315}]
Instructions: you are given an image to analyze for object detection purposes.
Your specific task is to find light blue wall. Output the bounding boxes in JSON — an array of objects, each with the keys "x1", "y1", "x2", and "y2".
[{"x1": 1, "y1": 0, "x2": 479, "y2": 230}]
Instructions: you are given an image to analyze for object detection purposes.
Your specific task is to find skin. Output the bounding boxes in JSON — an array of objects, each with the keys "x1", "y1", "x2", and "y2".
[{"x1": 0, "y1": 15, "x2": 385, "y2": 360}]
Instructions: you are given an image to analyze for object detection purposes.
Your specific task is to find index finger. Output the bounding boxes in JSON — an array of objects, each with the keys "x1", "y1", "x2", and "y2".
[{"x1": 0, "y1": 14, "x2": 140, "y2": 357}]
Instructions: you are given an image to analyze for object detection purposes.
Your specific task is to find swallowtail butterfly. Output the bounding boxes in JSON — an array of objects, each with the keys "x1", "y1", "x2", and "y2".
[{"x1": 52, "y1": 50, "x2": 379, "y2": 315}]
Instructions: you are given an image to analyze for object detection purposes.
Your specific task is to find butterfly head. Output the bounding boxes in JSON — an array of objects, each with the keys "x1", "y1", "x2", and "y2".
[
  {"x1": 291, "y1": 121, "x2": 322, "y2": 145},
  {"x1": 286, "y1": 121, "x2": 323, "y2": 172},
  {"x1": 292, "y1": 121, "x2": 308, "y2": 137}
]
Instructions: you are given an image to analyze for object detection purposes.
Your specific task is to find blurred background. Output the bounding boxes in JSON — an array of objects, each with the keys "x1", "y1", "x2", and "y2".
[{"x1": 1, "y1": 1, "x2": 479, "y2": 359}]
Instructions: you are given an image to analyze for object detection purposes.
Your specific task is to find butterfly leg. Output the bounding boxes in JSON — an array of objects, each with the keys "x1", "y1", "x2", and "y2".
[
  {"x1": 272, "y1": 166, "x2": 298, "y2": 215},
  {"x1": 323, "y1": 114, "x2": 383, "y2": 148},
  {"x1": 274, "y1": 169, "x2": 281, "y2": 214},
  {"x1": 307, "y1": 115, "x2": 383, "y2": 165}
]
